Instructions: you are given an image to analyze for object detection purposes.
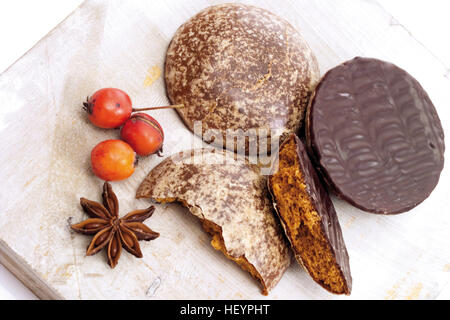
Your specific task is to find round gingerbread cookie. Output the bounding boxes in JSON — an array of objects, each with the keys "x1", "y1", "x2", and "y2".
[
  {"x1": 165, "y1": 3, "x2": 319, "y2": 154},
  {"x1": 306, "y1": 57, "x2": 445, "y2": 214}
]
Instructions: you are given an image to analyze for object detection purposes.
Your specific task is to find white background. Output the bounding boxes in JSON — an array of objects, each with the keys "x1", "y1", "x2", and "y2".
[{"x1": 0, "y1": 0, "x2": 449, "y2": 300}]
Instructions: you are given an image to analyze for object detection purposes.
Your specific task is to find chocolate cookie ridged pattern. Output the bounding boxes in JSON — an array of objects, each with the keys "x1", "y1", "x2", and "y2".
[
  {"x1": 136, "y1": 148, "x2": 291, "y2": 295},
  {"x1": 165, "y1": 3, "x2": 320, "y2": 154},
  {"x1": 306, "y1": 57, "x2": 445, "y2": 214}
]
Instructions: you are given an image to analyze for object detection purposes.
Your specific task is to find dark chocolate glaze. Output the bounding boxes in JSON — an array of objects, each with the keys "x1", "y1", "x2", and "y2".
[
  {"x1": 269, "y1": 134, "x2": 352, "y2": 294},
  {"x1": 307, "y1": 57, "x2": 445, "y2": 214}
]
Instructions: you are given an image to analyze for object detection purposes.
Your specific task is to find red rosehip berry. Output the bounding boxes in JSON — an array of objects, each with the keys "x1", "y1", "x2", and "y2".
[
  {"x1": 91, "y1": 140, "x2": 136, "y2": 181},
  {"x1": 83, "y1": 88, "x2": 133, "y2": 129},
  {"x1": 120, "y1": 113, "x2": 164, "y2": 157}
]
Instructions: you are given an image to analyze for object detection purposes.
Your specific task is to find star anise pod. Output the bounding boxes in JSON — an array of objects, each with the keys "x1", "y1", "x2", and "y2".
[{"x1": 71, "y1": 182, "x2": 159, "y2": 268}]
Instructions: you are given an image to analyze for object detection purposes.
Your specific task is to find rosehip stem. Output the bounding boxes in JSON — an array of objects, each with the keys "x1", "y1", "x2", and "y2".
[{"x1": 132, "y1": 104, "x2": 185, "y2": 112}]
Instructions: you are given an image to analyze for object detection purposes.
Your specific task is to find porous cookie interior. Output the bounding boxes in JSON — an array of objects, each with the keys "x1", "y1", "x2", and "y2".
[
  {"x1": 270, "y1": 138, "x2": 346, "y2": 294},
  {"x1": 156, "y1": 197, "x2": 268, "y2": 295}
]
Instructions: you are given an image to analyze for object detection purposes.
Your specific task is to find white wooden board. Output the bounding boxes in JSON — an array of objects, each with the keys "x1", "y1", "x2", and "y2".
[{"x1": 0, "y1": 0, "x2": 449, "y2": 300}]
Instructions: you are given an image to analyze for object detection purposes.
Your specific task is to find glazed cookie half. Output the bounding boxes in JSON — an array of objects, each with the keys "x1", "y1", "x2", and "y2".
[
  {"x1": 269, "y1": 134, "x2": 352, "y2": 295},
  {"x1": 137, "y1": 148, "x2": 291, "y2": 295}
]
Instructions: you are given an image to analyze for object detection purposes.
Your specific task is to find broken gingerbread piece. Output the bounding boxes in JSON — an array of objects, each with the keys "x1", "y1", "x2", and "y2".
[
  {"x1": 136, "y1": 148, "x2": 291, "y2": 295},
  {"x1": 268, "y1": 134, "x2": 352, "y2": 295}
]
